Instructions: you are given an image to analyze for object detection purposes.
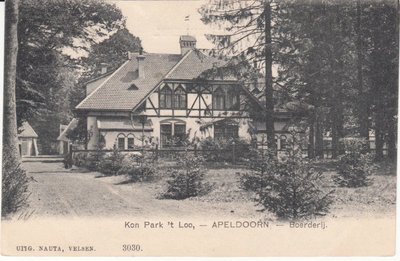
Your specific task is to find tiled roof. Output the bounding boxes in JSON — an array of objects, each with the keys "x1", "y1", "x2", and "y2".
[
  {"x1": 18, "y1": 122, "x2": 38, "y2": 138},
  {"x1": 165, "y1": 50, "x2": 230, "y2": 80},
  {"x1": 75, "y1": 50, "x2": 232, "y2": 111},
  {"x1": 76, "y1": 53, "x2": 182, "y2": 111}
]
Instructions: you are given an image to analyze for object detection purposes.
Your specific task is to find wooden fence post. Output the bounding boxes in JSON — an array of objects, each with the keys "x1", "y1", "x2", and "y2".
[
  {"x1": 155, "y1": 144, "x2": 159, "y2": 161},
  {"x1": 194, "y1": 143, "x2": 197, "y2": 157},
  {"x1": 68, "y1": 144, "x2": 73, "y2": 168},
  {"x1": 232, "y1": 141, "x2": 236, "y2": 164}
]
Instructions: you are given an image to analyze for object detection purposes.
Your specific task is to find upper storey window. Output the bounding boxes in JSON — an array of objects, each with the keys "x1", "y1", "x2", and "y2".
[
  {"x1": 213, "y1": 85, "x2": 240, "y2": 111},
  {"x1": 160, "y1": 84, "x2": 173, "y2": 108},
  {"x1": 213, "y1": 87, "x2": 225, "y2": 110},
  {"x1": 174, "y1": 86, "x2": 186, "y2": 109},
  {"x1": 226, "y1": 88, "x2": 239, "y2": 110},
  {"x1": 160, "y1": 84, "x2": 187, "y2": 109}
]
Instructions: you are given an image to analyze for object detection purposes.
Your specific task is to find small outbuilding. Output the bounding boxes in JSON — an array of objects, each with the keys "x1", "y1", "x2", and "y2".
[
  {"x1": 18, "y1": 121, "x2": 39, "y2": 157},
  {"x1": 57, "y1": 118, "x2": 78, "y2": 155}
]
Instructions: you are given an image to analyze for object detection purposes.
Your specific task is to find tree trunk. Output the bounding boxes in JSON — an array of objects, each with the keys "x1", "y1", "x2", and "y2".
[
  {"x1": 3, "y1": 0, "x2": 20, "y2": 163},
  {"x1": 264, "y1": 1, "x2": 276, "y2": 152},
  {"x1": 308, "y1": 114, "x2": 315, "y2": 159},
  {"x1": 356, "y1": 0, "x2": 370, "y2": 146},
  {"x1": 315, "y1": 108, "x2": 324, "y2": 158},
  {"x1": 331, "y1": 104, "x2": 344, "y2": 159},
  {"x1": 387, "y1": 117, "x2": 396, "y2": 160},
  {"x1": 374, "y1": 115, "x2": 384, "y2": 160}
]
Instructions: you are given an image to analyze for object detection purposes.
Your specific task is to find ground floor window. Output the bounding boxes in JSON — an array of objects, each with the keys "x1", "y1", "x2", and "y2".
[
  {"x1": 116, "y1": 134, "x2": 135, "y2": 150},
  {"x1": 160, "y1": 122, "x2": 186, "y2": 147},
  {"x1": 127, "y1": 137, "x2": 135, "y2": 149},
  {"x1": 214, "y1": 123, "x2": 239, "y2": 140},
  {"x1": 117, "y1": 136, "x2": 125, "y2": 150}
]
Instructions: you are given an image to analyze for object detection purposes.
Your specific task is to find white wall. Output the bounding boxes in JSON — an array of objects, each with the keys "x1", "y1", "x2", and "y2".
[{"x1": 95, "y1": 116, "x2": 253, "y2": 149}]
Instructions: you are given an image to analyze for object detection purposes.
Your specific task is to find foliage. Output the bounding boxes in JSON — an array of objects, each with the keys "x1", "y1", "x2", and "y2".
[
  {"x1": 199, "y1": 0, "x2": 277, "y2": 150},
  {"x1": 75, "y1": 146, "x2": 105, "y2": 171},
  {"x1": 118, "y1": 153, "x2": 157, "y2": 182},
  {"x1": 200, "y1": 0, "x2": 397, "y2": 160},
  {"x1": 162, "y1": 154, "x2": 212, "y2": 200},
  {"x1": 81, "y1": 28, "x2": 142, "y2": 79},
  {"x1": 239, "y1": 147, "x2": 334, "y2": 220},
  {"x1": 15, "y1": 0, "x2": 142, "y2": 154},
  {"x1": 66, "y1": 118, "x2": 88, "y2": 145},
  {"x1": 97, "y1": 146, "x2": 125, "y2": 176},
  {"x1": 333, "y1": 138, "x2": 375, "y2": 187},
  {"x1": 199, "y1": 137, "x2": 251, "y2": 162},
  {"x1": 72, "y1": 152, "x2": 88, "y2": 167},
  {"x1": 2, "y1": 153, "x2": 30, "y2": 217}
]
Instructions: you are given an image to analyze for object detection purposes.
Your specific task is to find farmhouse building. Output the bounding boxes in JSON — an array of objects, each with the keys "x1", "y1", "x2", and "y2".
[{"x1": 75, "y1": 36, "x2": 291, "y2": 150}]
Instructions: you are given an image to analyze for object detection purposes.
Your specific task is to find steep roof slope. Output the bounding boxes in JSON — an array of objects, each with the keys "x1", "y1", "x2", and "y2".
[
  {"x1": 57, "y1": 118, "x2": 79, "y2": 141},
  {"x1": 75, "y1": 50, "x2": 232, "y2": 111},
  {"x1": 165, "y1": 50, "x2": 230, "y2": 80},
  {"x1": 76, "y1": 53, "x2": 182, "y2": 111},
  {"x1": 18, "y1": 122, "x2": 38, "y2": 138}
]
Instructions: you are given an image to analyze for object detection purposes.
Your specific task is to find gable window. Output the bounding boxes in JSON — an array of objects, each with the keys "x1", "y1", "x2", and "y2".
[
  {"x1": 174, "y1": 86, "x2": 186, "y2": 109},
  {"x1": 160, "y1": 84, "x2": 173, "y2": 108},
  {"x1": 213, "y1": 87, "x2": 225, "y2": 110}
]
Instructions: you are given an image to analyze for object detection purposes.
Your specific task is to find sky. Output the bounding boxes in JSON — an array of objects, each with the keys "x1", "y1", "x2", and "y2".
[{"x1": 114, "y1": 0, "x2": 219, "y2": 54}]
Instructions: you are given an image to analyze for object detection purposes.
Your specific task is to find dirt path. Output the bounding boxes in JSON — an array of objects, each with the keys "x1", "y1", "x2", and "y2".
[{"x1": 21, "y1": 158, "x2": 262, "y2": 219}]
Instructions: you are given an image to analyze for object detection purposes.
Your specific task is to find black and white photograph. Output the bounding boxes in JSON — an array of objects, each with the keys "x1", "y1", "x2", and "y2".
[{"x1": 1, "y1": 0, "x2": 398, "y2": 257}]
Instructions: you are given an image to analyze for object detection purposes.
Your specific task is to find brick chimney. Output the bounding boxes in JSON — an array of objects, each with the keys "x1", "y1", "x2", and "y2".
[{"x1": 179, "y1": 35, "x2": 196, "y2": 55}]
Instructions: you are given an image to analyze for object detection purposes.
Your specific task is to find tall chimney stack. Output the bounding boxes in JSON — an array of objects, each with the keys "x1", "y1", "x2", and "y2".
[{"x1": 179, "y1": 35, "x2": 196, "y2": 55}]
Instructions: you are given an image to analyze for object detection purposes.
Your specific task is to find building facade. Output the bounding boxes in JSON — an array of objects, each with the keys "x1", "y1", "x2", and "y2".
[{"x1": 75, "y1": 36, "x2": 288, "y2": 150}]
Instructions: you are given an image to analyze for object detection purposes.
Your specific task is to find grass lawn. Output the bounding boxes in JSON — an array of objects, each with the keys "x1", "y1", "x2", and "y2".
[
  {"x1": 20, "y1": 158, "x2": 396, "y2": 219},
  {"x1": 115, "y1": 159, "x2": 396, "y2": 219}
]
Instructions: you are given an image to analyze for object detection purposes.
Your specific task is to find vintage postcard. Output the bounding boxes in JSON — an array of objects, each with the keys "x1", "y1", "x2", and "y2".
[{"x1": 1, "y1": 0, "x2": 398, "y2": 257}]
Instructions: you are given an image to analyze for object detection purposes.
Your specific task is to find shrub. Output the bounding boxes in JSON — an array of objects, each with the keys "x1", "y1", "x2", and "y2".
[
  {"x1": 239, "y1": 148, "x2": 334, "y2": 220},
  {"x1": 119, "y1": 153, "x2": 157, "y2": 182},
  {"x1": 238, "y1": 148, "x2": 271, "y2": 191},
  {"x1": 97, "y1": 146, "x2": 125, "y2": 176},
  {"x1": 84, "y1": 151, "x2": 103, "y2": 171},
  {"x1": 162, "y1": 154, "x2": 211, "y2": 199},
  {"x1": 125, "y1": 164, "x2": 156, "y2": 182},
  {"x1": 72, "y1": 152, "x2": 87, "y2": 167},
  {"x1": 334, "y1": 138, "x2": 375, "y2": 187},
  {"x1": 2, "y1": 153, "x2": 30, "y2": 217},
  {"x1": 199, "y1": 137, "x2": 251, "y2": 163}
]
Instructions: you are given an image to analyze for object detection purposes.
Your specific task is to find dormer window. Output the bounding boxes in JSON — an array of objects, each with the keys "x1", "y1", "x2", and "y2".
[{"x1": 160, "y1": 84, "x2": 173, "y2": 108}]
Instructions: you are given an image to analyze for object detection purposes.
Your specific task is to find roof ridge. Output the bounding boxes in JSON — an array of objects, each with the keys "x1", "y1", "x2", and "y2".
[{"x1": 76, "y1": 60, "x2": 130, "y2": 109}]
